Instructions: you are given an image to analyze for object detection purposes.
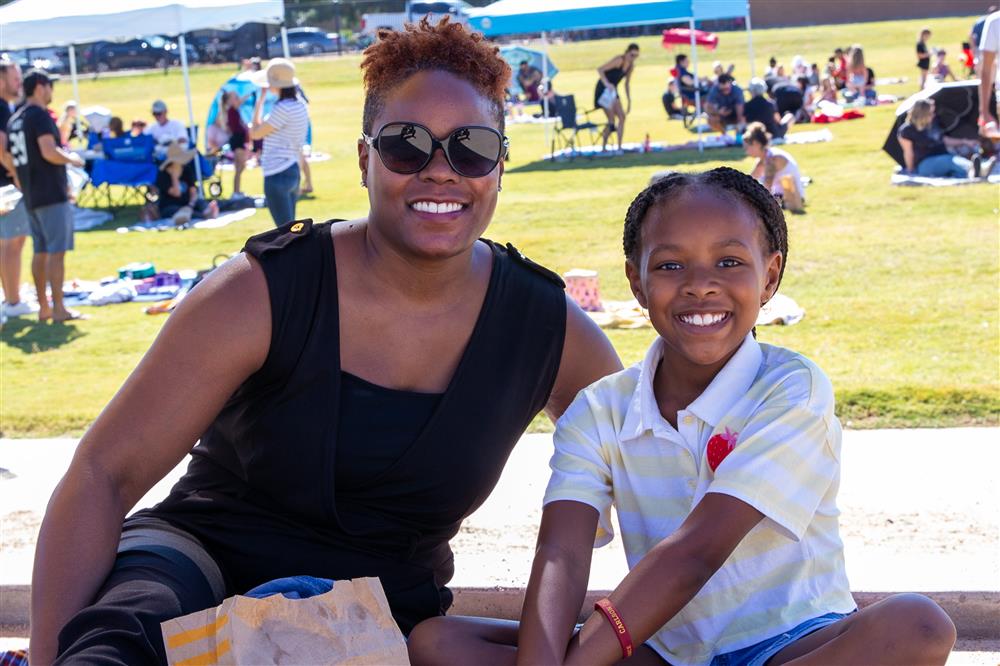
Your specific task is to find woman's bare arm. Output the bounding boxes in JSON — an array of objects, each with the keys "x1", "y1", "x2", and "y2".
[
  {"x1": 898, "y1": 136, "x2": 916, "y2": 172},
  {"x1": 29, "y1": 254, "x2": 271, "y2": 663},
  {"x1": 545, "y1": 295, "x2": 622, "y2": 422}
]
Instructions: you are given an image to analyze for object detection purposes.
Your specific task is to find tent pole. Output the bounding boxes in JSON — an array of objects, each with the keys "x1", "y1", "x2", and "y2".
[
  {"x1": 690, "y1": 18, "x2": 702, "y2": 153},
  {"x1": 68, "y1": 46, "x2": 79, "y2": 107},
  {"x1": 178, "y1": 34, "x2": 204, "y2": 194},
  {"x1": 746, "y1": 2, "x2": 755, "y2": 79},
  {"x1": 542, "y1": 30, "x2": 551, "y2": 155},
  {"x1": 281, "y1": 24, "x2": 291, "y2": 59}
]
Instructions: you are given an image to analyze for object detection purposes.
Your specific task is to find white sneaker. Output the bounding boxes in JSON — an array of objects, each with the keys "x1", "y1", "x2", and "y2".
[{"x1": 2, "y1": 301, "x2": 35, "y2": 317}]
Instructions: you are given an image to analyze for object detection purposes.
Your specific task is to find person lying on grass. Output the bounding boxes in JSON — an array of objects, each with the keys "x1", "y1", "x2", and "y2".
[{"x1": 408, "y1": 168, "x2": 957, "y2": 666}]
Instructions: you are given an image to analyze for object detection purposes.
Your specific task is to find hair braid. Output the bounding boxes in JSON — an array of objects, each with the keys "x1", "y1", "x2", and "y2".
[{"x1": 623, "y1": 167, "x2": 789, "y2": 290}]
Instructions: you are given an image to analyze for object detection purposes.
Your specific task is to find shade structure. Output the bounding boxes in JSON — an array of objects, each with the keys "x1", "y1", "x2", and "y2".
[
  {"x1": 499, "y1": 45, "x2": 559, "y2": 95},
  {"x1": 0, "y1": 0, "x2": 285, "y2": 49},
  {"x1": 662, "y1": 27, "x2": 717, "y2": 50},
  {"x1": 882, "y1": 81, "x2": 993, "y2": 167},
  {"x1": 467, "y1": 0, "x2": 746, "y2": 37}
]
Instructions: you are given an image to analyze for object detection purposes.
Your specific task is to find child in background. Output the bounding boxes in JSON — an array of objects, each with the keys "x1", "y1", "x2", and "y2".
[
  {"x1": 961, "y1": 42, "x2": 976, "y2": 77},
  {"x1": 407, "y1": 168, "x2": 957, "y2": 666},
  {"x1": 917, "y1": 28, "x2": 932, "y2": 88},
  {"x1": 929, "y1": 49, "x2": 957, "y2": 85}
]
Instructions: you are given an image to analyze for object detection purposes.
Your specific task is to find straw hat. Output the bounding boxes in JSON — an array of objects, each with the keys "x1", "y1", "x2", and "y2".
[
  {"x1": 160, "y1": 140, "x2": 197, "y2": 170},
  {"x1": 251, "y1": 58, "x2": 299, "y2": 89}
]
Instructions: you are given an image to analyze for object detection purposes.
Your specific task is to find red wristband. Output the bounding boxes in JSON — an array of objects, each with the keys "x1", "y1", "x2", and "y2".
[{"x1": 594, "y1": 598, "x2": 634, "y2": 659}]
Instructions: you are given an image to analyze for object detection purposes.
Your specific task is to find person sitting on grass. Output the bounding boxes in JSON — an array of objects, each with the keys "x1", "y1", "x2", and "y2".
[
  {"x1": 744, "y1": 78, "x2": 795, "y2": 139},
  {"x1": 407, "y1": 167, "x2": 958, "y2": 666},
  {"x1": 897, "y1": 99, "x2": 992, "y2": 178},
  {"x1": 742, "y1": 121, "x2": 806, "y2": 213},
  {"x1": 928, "y1": 49, "x2": 957, "y2": 86},
  {"x1": 704, "y1": 73, "x2": 745, "y2": 133},
  {"x1": 143, "y1": 141, "x2": 219, "y2": 224}
]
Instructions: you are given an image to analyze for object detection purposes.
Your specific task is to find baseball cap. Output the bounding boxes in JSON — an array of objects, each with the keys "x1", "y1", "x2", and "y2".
[
  {"x1": 23, "y1": 69, "x2": 56, "y2": 89},
  {"x1": 151, "y1": 100, "x2": 167, "y2": 114}
]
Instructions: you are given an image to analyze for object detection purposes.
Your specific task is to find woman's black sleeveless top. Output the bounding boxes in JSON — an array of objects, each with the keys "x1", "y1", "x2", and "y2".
[{"x1": 138, "y1": 219, "x2": 567, "y2": 632}]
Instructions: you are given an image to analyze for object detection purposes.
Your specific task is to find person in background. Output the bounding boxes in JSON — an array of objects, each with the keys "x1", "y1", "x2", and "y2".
[
  {"x1": 961, "y1": 42, "x2": 976, "y2": 78},
  {"x1": 129, "y1": 119, "x2": 146, "y2": 137},
  {"x1": 295, "y1": 84, "x2": 314, "y2": 197},
  {"x1": 205, "y1": 93, "x2": 231, "y2": 154},
  {"x1": 743, "y1": 121, "x2": 806, "y2": 213},
  {"x1": 705, "y1": 73, "x2": 745, "y2": 133},
  {"x1": 898, "y1": 98, "x2": 988, "y2": 178},
  {"x1": 916, "y1": 28, "x2": 932, "y2": 88},
  {"x1": 144, "y1": 100, "x2": 188, "y2": 158},
  {"x1": 978, "y1": 9, "x2": 1000, "y2": 138},
  {"x1": 764, "y1": 56, "x2": 778, "y2": 78},
  {"x1": 250, "y1": 58, "x2": 309, "y2": 225},
  {"x1": 0, "y1": 59, "x2": 32, "y2": 320},
  {"x1": 7, "y1": 69, "x2": 86, "y2": 322},
  {"x1": 744, "y1": 78, "x2": 795, "y2": 140},
  {"x1": 595, "y1": 43, "x2": 639, "y2": 154},
  {"x1": 224, "y1": 90, "x2": 250, "y2": 197},
  {"x1": 929, "y1": 49, "x2": 957, "y2": 85},
  {"x1": 57, "y1": 100, "x2": 82, "y2": 147},
  {"x1": 832, "y1": 47, "x2": 848, "y2": 89},
  {"x1": 972, "y1": 6, "x2": 998, "y2": 75},
  {"x1": 808, "y1": 62, "x2": 821, "y2": 87},
  {"x1": 845, "y1": 45, "x2": 871, "y2": 104},
  {"x1": 516, "y1": 60, "x2": 543, "y2": 102},
  {"x1": 103, "y1": 116, "x2": 124, "y2": 139},
  {"x1": 146, "y1": 140, "x2": 219, "y2": 224}
]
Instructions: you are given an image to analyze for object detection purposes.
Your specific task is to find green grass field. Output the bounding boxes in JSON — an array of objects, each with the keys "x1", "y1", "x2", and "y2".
[{"x1": 1, "y1": 16, "x2": 997, "y2": 436}]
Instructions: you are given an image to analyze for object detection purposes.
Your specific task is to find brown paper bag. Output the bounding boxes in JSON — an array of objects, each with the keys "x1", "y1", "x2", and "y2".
[{"x1": 161, "y1": 577, "x2": 410, "y2": 665}]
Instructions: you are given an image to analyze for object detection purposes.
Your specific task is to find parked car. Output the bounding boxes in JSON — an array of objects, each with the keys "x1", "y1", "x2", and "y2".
[
  {"x1": 187, "y1": 30, "x2": 236, "y2": 63},
  {"x1": 267, "y1": 27, "x2": 339, "y2": 57},
  {"x1": 360, "y1": 1, "x2": 471, "y2": 37},
  {"x1": 1, "y1": 48, "x2": 69, "y2": 74},
  {"x1": 81, "y1": 36, "x2": 197, "y2": 73}
]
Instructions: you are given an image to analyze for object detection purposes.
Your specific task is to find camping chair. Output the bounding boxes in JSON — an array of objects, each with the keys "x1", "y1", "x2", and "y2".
[
  {"x1": 186, "y1": 125, "x2": 224, "y2": 199},
  {"x1": 80, "y1": 134, "x2": 157, "y2": 209},
  {"x1": 551, "y1": 94, "x2": 606, "y2": 159}
]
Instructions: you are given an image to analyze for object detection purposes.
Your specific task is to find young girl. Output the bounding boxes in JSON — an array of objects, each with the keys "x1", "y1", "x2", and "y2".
[
  {"x1": 408, "y1": 168, "x2": 957, "y2": 666},
  {"x1": 595, "y1": 43, "x2": 640, "y2": 153},
  {"x1": 916, "y1": 28, "x2": 932, "y2": 88},
  {"x1": 743, "y1": 122, "x2": 805, "y2": 213}
]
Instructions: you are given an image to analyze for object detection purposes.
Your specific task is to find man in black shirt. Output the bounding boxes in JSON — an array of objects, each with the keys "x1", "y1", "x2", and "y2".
[
  {"x1": 0, "y1": 59, "x2": 34, "y2": 320},
  {"x1": 7, "y1": 69, "x2": 85, "y2": 322}
]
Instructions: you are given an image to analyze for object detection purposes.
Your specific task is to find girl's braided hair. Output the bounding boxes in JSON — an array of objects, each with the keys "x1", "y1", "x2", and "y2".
[{"x1": 623, "y1": 167, "x2": 789, "y2": 291}]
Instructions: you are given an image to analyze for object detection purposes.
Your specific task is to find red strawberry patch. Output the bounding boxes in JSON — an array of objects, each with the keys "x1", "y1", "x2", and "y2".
[{"x1": 707, "y1": 427, "x2": 739, "y2": 472}]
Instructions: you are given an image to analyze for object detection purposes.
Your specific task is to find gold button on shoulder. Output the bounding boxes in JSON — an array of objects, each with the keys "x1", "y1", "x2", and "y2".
[
  {"x1": 290, "y1": 222, "x2": 304, "y2": 233},
  {"x1": 682, "y1": 415, "x2": 694, "y2": 425}
]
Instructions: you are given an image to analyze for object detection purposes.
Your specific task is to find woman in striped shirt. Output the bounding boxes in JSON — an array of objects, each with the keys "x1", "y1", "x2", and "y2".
[{"x1": 250, "y1": 58, "x2": 310, "y2": 226}]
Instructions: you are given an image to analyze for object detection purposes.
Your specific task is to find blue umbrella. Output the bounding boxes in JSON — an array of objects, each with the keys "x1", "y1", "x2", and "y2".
[{"x1": 500, "y1": 45, "x2": 558, "y2": 95}]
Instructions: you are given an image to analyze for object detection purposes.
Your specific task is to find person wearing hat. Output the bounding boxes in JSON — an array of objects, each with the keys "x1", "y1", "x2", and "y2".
[
  {"x1": 6, "y1": 69, "x2": 85, "y2": 322},
  {"x1": 144, "y1": 99, "x2": 188, "y2": 158},
  {"x1": 250, "y1": 57, "x2": 309, "y2": 225},
  {"x1": 147, "y1": 140, "x2": 218, "y2": 224}
]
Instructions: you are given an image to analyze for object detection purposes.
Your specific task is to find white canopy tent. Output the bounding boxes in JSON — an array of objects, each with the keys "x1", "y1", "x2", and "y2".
[
  {"x1": 0, "y1": 0, "x2": 288, "y2": 186},
  {"x1": 468, "y1": 0, "x2": 755, "y2": 153}
]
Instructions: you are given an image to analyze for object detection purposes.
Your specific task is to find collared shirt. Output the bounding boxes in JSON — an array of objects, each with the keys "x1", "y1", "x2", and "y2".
[{"x1": 544, "y1": 334, "x2": 855, "y2": 666}]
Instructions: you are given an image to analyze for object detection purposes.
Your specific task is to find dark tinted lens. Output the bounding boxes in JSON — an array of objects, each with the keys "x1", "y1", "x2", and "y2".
[
  {"x1": 377, "y1": 123, "x2": 433, "y2": 173},
  {"x1": 447, "y1": 127, "x2": 502, "y2": 177}
]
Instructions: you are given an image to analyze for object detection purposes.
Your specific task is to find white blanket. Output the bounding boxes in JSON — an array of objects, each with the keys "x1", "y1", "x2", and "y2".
[{"x1": 116, "y1": 208, "x2": 257, "y2": 233}]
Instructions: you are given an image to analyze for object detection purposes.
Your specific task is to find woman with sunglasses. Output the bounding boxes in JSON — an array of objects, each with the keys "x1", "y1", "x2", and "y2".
[{"x1": 30, "y1": 18, "x2": 620, "y2": 664}]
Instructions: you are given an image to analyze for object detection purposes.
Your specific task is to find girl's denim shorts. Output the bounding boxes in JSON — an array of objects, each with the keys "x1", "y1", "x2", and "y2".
[{"x1": 709, "y1": 611, "x2": 854, "y2": 666}]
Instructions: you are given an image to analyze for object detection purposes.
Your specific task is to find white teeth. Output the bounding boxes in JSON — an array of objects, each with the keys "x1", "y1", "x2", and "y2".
[
  {"x1": 411, "y1": 201, "x2": 464, "y2": 214},
  {"x1": 680, "y1": 313, "x2": 726, "y2": 326}
]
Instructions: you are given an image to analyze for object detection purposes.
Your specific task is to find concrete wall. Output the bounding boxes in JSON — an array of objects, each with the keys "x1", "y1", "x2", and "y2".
[{"x1": 749, "y1": 0, "x2": 991, "y2": 29}]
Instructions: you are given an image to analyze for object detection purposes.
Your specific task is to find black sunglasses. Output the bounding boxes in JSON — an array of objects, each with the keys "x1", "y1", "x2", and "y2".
[{"x1": 363, "y1": 122, "x2": 508, "y2": 178}]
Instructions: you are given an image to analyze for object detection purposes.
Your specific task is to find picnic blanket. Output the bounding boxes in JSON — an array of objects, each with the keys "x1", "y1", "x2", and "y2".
[
  {"x1": 215, "y1": 150, "x2": 331, "y2": 172},
  {"x1": 546, "y1": 129, "x2": 833, "y2": 161},
  {"x1": 585, "y1": 295, "x2": 804, "y2": 329},
  {"x1": 73, "y1": 206, "x2": 114, "y2": 231},
  {"x1": 115, "y1": 208, "x2": 257, "y2": 233},
  {"x1": 891, "y1": 171, "x2": 1000, "y2": 186}
]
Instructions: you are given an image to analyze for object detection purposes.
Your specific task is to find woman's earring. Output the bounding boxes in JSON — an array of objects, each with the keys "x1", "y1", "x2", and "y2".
[
  {"x1": 497, "y1": 184, "x2": 503, "y2": 192},
  {"x1": 361, "y1": 179, "x2": 367, "y2": 188}
]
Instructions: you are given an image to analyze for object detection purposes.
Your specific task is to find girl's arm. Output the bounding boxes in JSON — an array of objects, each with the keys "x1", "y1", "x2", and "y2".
[
  {"x1": 516, "y1": 501, "x2": 600, "y2": 665},
  {"x1": 597, "y1": 56, "x2": 622, "y2": 89},
  {"x1": 250, "y1": 91, "x2": 275, "y2": 140},
  {"x1": 898, "y1": 136, "x2": 916, "y2": 172},
  {"x1": 763, "y1": 153, "x2": 787, "y2": 190},
  {"x1": 564, "y1": 493, "x2": 764, "y2": 666}
]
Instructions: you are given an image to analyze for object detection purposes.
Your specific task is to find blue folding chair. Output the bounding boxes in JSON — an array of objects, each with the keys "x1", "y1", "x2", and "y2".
[{"x1": 83, "y1": 134, "x2": 158, "y2": 209}]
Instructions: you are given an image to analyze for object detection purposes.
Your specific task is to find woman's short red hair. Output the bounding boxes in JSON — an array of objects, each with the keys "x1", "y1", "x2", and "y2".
[{"x1": 360, "y1": 16, "x2": 511, "y2": 134}]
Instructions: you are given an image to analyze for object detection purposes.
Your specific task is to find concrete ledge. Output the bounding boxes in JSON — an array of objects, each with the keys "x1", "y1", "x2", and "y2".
[{"x1": 5, "y1": 585, "x2": 996, "y2": 639}]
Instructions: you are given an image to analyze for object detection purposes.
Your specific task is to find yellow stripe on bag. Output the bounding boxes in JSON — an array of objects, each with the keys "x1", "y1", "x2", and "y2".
[
  {"x1": 166, "y1": 614, "x2": 230, "y2": 649},
  {"x1": 173, "y1": 639, "x2": 232, "y2": 666}
]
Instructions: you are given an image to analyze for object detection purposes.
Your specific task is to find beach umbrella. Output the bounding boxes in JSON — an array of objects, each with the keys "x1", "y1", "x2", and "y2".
[
  {"x1": 661, "y1": 27, "x2": 717, "y2": 50},
  {"x1": 882, "y1": 80, "x2": 993, "y2": 167},
  {"x1": 499, "y1": 45, "x2": 558, "y2": 94}
]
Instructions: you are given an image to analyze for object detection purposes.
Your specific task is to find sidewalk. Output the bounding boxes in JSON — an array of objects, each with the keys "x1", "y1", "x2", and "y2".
[{"x1": 2, "y1": 429, "x2": 998, "y2": 661}]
